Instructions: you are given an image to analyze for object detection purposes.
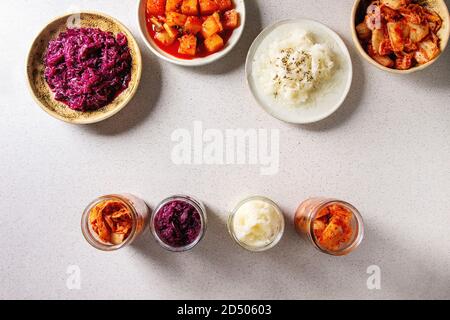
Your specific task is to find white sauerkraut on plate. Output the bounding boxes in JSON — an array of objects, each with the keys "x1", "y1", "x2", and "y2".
[{"x1": 253, "y1": 30, "x2": 335, "y2": 107}]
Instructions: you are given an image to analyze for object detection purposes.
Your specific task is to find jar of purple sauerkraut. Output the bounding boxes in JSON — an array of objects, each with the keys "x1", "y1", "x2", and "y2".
[{"x1": 150, "y1": 195, "x2": 207, "y2": 252}]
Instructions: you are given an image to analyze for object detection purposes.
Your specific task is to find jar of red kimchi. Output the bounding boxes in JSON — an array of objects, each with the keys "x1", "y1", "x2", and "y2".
[
  {"x1": 81, "y1": 193, "x2": 149, "y2": 251},
  {"x1": 294, "y1": 197, "x2": 364, "y2": 256}
]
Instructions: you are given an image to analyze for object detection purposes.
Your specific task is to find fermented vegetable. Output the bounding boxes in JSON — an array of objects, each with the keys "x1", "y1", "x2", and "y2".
[{"x1": 44, "y1": 28, "x2": 132, "y2": 111}]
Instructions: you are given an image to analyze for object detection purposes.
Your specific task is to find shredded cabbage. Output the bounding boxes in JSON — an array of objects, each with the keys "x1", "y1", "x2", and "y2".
[{"x1": 44, "y1": 28, "x2": 132, "y2": 111}]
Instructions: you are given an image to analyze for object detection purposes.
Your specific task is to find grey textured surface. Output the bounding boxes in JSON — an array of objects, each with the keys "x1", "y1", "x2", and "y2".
[{"x1": 0, "y1": 0, "x2": 449, "y2": 299}]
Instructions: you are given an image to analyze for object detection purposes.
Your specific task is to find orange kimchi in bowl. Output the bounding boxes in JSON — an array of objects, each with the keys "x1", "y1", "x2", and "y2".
[{"x1": 351, "y1": 0, "x2": 449, "y2": 73}]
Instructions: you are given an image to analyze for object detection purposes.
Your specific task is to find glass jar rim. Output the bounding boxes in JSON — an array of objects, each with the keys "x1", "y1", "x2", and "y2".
[
  {"x1": 81, "y1": 194, "x2": 140, "y2": 251},
  {"x1": 150, "y1": 194, "x2": 207, "y2": 252},
  {"x1": 308, "y1": 199, "x2": 364, "y2": 256},
  {"x1": 228, "y1": 195, "x2": 285, "y2": 252}
]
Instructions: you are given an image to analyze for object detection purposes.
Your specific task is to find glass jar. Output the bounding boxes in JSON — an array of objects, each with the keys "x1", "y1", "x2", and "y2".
[
  {"x1": 294, "y1": 197, "x2": 364, "y2": 256},
  {"x1": 81, "y1": 193, "x2": 149, "y2": 251},
  {"x1": 228, "y1": 196, "x2": 285, "y2": 252},
  {"x1": 150, "y1": 195, "x2": 207, "y2": 252}
]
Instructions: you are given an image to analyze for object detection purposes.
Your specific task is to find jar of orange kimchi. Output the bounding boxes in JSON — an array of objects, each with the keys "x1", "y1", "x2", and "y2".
[
  {"x1": 81, "y1": 194, "x2": 149, "y2": 251},
  {"x1": 294, "y1": 197, "x2": 364, "y2": 256}
]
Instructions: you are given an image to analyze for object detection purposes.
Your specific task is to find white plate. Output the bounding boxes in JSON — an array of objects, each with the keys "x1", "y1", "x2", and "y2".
[
  {"x1": 137, "y1": 0, "x2": 246, "y2": 66},
  {"x1": 246, "y1": 19, "x2": 353, "y2": 124}
]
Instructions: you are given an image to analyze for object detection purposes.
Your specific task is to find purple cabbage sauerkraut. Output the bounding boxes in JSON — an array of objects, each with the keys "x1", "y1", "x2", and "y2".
[
  {"x1": 154, "y1": 200, "x2": 202, "y2": 248},
  {"x1": 44, "y1": 28, "x2": 132, "y2": 111}
]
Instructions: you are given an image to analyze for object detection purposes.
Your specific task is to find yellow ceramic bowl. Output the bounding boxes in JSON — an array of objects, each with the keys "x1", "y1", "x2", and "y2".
[
  {"x1": 27, "y1": 12, "x2": 142, "y2": 124},
  {"x1": 351, "y1": 0, "x2": 450, "y2": 74}
]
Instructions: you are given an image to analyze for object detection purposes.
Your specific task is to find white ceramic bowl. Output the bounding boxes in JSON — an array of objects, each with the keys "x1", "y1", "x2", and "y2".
[
  {"x1": 246, "y1": 19, "x2": 353, "y2": 124},
  {"x1": 137, "y1": 0, "x2": 246, "y2": 66}
]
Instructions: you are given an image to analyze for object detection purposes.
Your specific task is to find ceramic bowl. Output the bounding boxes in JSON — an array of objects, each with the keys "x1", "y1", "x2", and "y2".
[
  {"x1": 351, "y1": 0, "x2": 450, "y2": 74},
  {"x1": 137, "y1": 0, "x2": 246, "y2": 66},
  {"x1": 27, "y1": 11, "x2": 142, "y2": 124},
  {"x1": 246, "y1": 19, "x2": 353, "y2": 124}
]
